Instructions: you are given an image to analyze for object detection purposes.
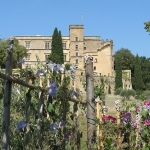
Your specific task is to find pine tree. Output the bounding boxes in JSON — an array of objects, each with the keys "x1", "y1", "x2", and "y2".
[
  {"x1": 115, "y1": 57, "x2": 123, "y2": 90},
  {"x1": 134, "y1": 54, "x2": 144, "y2": 91},
  {"x1": 48, "y1": 28, "x2": 64, "y2": 64}
]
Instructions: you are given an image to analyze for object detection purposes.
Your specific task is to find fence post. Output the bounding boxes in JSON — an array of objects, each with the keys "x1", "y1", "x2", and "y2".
[
  {"x1": 115, "y1": 100, "x2": 121, "y2": 150},
  {"x1": 36, "y1": 91, "x2": 44, "y2": 149},
  {"x1": 85, "y1": 55, "x2": 96, "y2": 150},
  {"x1": 96, "y1": 97, "x2": 103, "y2": 150},
  {"x1": 2, "y1": 38, "x2": 14, "y2": 150},
  {"x1": 24, "y1": 89, "x2": 31, "y2": 149}
]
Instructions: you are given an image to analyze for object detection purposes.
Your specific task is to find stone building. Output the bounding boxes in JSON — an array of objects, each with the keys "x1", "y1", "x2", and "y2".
[{"x1": 15, "y1": 25, "x2": 132, "y2": 93}]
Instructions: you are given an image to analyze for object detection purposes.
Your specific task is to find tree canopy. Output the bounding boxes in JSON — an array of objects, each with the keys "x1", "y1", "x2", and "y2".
[
  {"x1": 115, "y1": 56, "x2": 123, "y2": 90},
  {"x1": 48, "y1": 28, "x2": 64, "y2": 64},
  {"x1": 0, "y1": 38, "x2": 27, "y2": 68},
  {"x1": 139, "y1": 56, "x2": 150, "y2": 90},
  {"x1": 114, "y1": 48, "x2": 135, "y2": 71},
  {"x1": 144, "y1": 21, "x2": 150, "y2": 33},
  {"x1": 134, "y1": 55, "x2": 144, "y2": 91}
]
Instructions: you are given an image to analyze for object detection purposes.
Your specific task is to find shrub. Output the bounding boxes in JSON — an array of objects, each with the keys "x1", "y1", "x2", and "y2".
[{"x1": 114, "y1": 87, "x2": 122, "y2": 95}]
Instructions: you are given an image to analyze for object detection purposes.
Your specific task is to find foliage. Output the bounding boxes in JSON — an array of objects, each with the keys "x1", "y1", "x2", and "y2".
[
  {"x1": 144, "y1": 21, "x2": 150, "y2": 33},
  {"x1": 139, "y1": 56, "x2": 150, "y2": 90},
  {"x1": 0, "y1": 57, "x2": 86, "y2": 149},
  {"x1": 114, "y1": 87, "x2": 123, "y2": 95},
  {"x1": 115, "y1": 56, "x2": 123, "y2": 90},
  {"x1": 120, "y1": 89, "x2": 136, "y2": 100},
  {"x1": 94, "y1": 76, "x2": 105, "y2": 100},
  {"x1": 0, "y1": 38, "x2": 27, "y2": 68},
  {"x1": 114, "y1": 48, "x2": 135, "y2": 71},
  {"x1": 65, "y1": 63, "x2": 71, "y2": 70},
  {"x1": 134, "y1": 55, "x2": 144, "y2": 91},
  {"x1": 48, "y1": 28, "x2": 64, "y2": 64},
  {"x1": 114, "y1": 48, "x2": 136, "y2": 90}
]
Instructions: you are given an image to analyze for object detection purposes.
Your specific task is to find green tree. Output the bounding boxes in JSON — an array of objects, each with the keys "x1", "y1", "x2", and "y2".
[
  {"x1": 115, "y1": 56, "x2": 123, "y2": 90},
  {"x1": 0, "y1": 38, "x2": 27, "y2": 68},
  {"x1": 144, "y1": 21, "x2": 150, "y2": 33},
  {"x1": 139, "y1": 56, "x2": 150, "y2": 90},
  {"x1": 48, "y1": 28, "x2": 64, "y2": 64},
  {"x1": 58, "y1": 31, "x2": 64, "y2": 64},
  {"x1": 114, "y1": 48, "x2": 135, "y2": 71},
  {"x1": 134, "y1": 55, "x2": 144, "y2": 91},
  {"x1": 114, "y1": 48, "x2": 135, "y2": 89}
]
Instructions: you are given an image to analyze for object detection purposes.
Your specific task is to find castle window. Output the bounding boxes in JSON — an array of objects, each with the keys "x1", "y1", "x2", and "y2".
[
  {"x1": 26, "y1": 54, "x2": 30, "y2": 61},
  {"x1": 76, "y1": 59, "x2": 78, "y2": 64},
  {"x1": 95, "y1": 58, "x2": 97, "y2": 63},
  {"x1": 63, "y1": 43, "x2": 66, "y2": 49},
  {"x1": 81, "y1": 72, "x2": 83, "y2": 75},
  {"x1": 94, "y1": 66, "x2": 96, "y2": 70},
  {"x1": 64, "y1": 55, "x2": 66, "y2": 61},
  {"x1": 45, "y1": 42, "x2": 50, "y2": 49},
  {"x1": 76, "y1": 52, "x2": 78, "y2": 56},
  {"x1": 25, "y1": 41, "x2": 30, "y2": 49},
  {"x1": 84, "y1": 47, "x2": 86, "y2": 50},
  {"x1": 45, "y1": 54, "x2": 50, "y2": 61},
  {"x1": 75, "y1": 37, "x2": 78, "y2": 41},
  {"x1": 75, "y1": 45, "x2": 78, "y2": 50}
]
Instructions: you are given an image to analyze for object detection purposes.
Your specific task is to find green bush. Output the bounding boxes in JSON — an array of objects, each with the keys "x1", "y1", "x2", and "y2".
[
  {"x1": 120, "y1": 89, "x2": 136, "y2": 100},
  {"x1": 114, "y1": 87, "x2": 122, "y2": 95}
]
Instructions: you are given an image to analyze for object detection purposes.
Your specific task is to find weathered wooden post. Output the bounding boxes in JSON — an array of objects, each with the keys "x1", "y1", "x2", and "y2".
[
  {"x1": 85, "y1": 55, "x2": 96, "y2": 150},
  {"x1": 95, "y1": 96, "x2": 103, "y2": 150},
  {"x1": 36, "y1": 91, "x2": 44, "y2": 149},
  {"x1": 2, "y1": 38, "x2": 14, "y2": 150},
  {"x1": 24, "y1": 89, "x2": 31, "y2": 149},
  {"x1": 115, "y1": 100, "x2": 121, "y2": 150}
]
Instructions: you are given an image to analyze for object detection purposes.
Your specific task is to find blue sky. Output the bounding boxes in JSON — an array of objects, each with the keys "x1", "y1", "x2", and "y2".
[{"x1": 0, "y1": 0, "x2": 150, "y2": 57}]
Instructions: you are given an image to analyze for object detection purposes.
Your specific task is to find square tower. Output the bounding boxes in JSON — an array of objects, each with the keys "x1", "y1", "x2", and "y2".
[{"x1": 69, "y1": 25, "x2": 84, "y2": 69}]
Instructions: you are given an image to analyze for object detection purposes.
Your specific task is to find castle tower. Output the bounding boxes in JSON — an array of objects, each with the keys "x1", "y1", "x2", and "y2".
[{"x1": 69, "y1": 25, "x2": 84, "y2": 70}]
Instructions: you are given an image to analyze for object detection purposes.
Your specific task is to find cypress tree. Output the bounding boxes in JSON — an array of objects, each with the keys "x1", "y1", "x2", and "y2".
[
  {"x1": 48, "y1": 28, "x2": 64, "y2": 64},
  {"x1": 115, "y1": 57, "x2": 123, "y2": 90},
  {"x1": 58, "y1": 31, "x2": 64, "y2": 64},
  {"x1": 134, "y1": 54, "x2": 144, "y2": 90}
]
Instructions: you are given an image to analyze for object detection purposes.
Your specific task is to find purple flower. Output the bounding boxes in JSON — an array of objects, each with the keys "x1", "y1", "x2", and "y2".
[
  {"x1": 18, "y1": 59, "x2": 25, "y2": 65},
  {"x1": 53, "y1": 64, "x2": 60, "y2": 72},
  {"x1": 144, "y1": 100, "x2": 150, "y2": 106},
  {"x1": 132, "y1": 121, "x2": 138, "y2": 127},
  {"x1": 36, "y1": 70, "x2": 44, "y2": 77},
  {"x1": 72, "y1": 90, "x2": 79, "y2": 98},
  {"x1": 144, "y1": 119, "x2": 150, "y2": 126},
  {"x1": 50, "y1": 123, "x2": 57, "y2": 131},
  {"x1": 59, "y1": 120, "x2": 66, "y2": 127},
  {"x1": 64, "y1": 132, "x2": 71, "y2": 139},
  {"x1": 123, "y1": 113, "x2": 131, "y2": 121},
  {"x1": 17, "y1": 121, "x2": 27, "y2": 131},
  {"x1": 47, "y1": 80, "x2": 57, "y2": 97}
]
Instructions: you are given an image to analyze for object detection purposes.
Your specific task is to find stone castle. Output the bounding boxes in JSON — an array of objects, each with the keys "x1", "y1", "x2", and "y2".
[{"x1": 15, "y1": 25, "x2": 132, "y2": 94}]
